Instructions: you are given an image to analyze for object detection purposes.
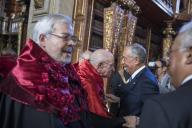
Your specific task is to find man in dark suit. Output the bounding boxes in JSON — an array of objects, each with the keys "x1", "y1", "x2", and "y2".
[
  {"x1": 113, "y1": 43, "x2": 159, "y2": 119},
  {"x1": 138, "y1": 21, "x2": 192, "y2": 128},
  {"x1": 110, "y1": 69, "x2": 131, "y2": 116}
]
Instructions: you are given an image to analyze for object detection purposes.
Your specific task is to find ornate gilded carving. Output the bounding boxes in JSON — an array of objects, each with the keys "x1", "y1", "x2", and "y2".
[
  {"x1": 125, "y1": 11, "x2": 137, "y2": 45},
  {"x1": 103, "y1": 2, "x2": 124, "y2": 54},
  {"x1": 103, "y1": 0, "x2": 139, "y2": 69},
  {"x1": 103, "y1": 9, "x2": 113, "y2": 51},
  {"x1": 34, "y1": 0, "x2": 45, "y2": 9},
  {"x1": 162, "y1": 21, "x2": 176, "y2": 61},
  {"x1": 117, "y1": 11, "x2": 137, "y2": 69},
  {"x1": 113, "y1": 0, "x2": 140, "y2": 14},
  {"x1": 118, "y1": 0, "x2": 136, "y2": 9},
  {"x1": 73, "y1": 0, "x2": 139, "y2": 66}
]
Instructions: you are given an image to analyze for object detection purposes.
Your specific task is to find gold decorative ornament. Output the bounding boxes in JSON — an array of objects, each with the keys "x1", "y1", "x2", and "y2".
[
  {"x1": 34, "y1": 0, "x2": 45, "y2": 9},
  {"x1": 103, "y1": 0, "x2": 139, "y2": 69},
  {"x1": 162, "y1": 21, "x2": 176, "y2": 61},
  {"x1": 103, "y1": 2, "x2": 124, "y2": 54},
  {"x1": 117, "y1": 11, "x2": 137, "y2": 69}
]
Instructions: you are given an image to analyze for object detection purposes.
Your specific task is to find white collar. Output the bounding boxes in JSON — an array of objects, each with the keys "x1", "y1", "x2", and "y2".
[
  {"x1": 131, "y1": 65, "x2": 145, "y2": 79},
  {"x1": 181, "y1": 74, "x2": 192, "y2": 85}
]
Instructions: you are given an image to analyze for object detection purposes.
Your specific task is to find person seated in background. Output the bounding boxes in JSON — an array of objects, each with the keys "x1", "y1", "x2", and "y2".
[
  {"x1": 75, "y1": 49, "x2": 139, "y2": 128},
  {"x1": 0, "y1": 47, "x2": 17, "y2": 82},
  {"x1": 0, "y1": 14, "x2": 89, "y2": 128},
  {"x1": 155, "y1": 59, "x2": 175, "y2": 94}
]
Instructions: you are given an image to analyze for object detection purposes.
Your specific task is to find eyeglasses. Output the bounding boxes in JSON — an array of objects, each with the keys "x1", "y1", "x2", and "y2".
[
  {"x1": 48, "y1": 33, "x2": 79, "y2": 42},
  {"x1": 103, "y1": 62, "x2": 114, "y2": 69}
]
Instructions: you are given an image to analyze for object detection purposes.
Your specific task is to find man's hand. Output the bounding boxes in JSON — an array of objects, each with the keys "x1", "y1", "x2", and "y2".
[
  {"x1": 105, "y1": 94, "x2": 120, "y2": 103},
  {"x1": 122, "y1": 116, "x2": 140, "y2": 128}
]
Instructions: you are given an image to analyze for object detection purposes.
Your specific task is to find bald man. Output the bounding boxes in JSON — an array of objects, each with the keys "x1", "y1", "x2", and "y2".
[{"x1": 75, "y1": 49, "x2": 138, "y2": 128}]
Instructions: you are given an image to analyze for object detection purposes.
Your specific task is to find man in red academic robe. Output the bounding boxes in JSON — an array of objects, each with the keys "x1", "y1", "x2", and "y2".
[
  {"x1": 75, "y1": 49, "x2": 138, "y2": 128},
  {"x1": 0, "y1": 14, "x2": 89, "y2": 128}
]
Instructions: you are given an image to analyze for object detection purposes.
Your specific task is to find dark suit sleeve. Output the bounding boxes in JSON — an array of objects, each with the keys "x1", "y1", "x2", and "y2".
[
  {"x1": 89, "y1": 112, "x2": 125, "y2": 128},
  {"x1": 111, "y1": 72, "x2": 122, "y2": 94},
  {"x1": 141, "y1": 79, "x2": 159, "y2": 102},
  {"x1": 110, "y1": 72, "x2": 122, "y2": 116},
  {"x1": 139, "y1": 99, "x2": 170, "y2": 128}
]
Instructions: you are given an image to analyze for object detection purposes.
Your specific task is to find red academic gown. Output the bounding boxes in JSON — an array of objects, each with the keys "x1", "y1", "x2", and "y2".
[
  {"x1": 0, "y1": 39, "x2": 89, "y2": 128},
  {"x1": 75, "y1": 60, "x2": 109, "y2": 117},
  {"x1": 75, "y1": 60, "x2": 125, "y2": 128}
]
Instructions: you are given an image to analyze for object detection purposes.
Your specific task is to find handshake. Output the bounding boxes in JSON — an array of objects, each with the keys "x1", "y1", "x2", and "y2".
[
  {"x1": 123, "y1": 116, "x2": 140, "y2": 128},
  {"x1": 105, "y1": 94, "x2": 139, "y2": 128}
]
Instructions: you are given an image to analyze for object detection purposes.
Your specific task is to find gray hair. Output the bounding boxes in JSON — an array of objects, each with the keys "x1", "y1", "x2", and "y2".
[
  {"x1": 126, "y1": 43, "x2": 146, "y2": 63},
  {"x1": 32, "y1": 14, "x2": 73, "y2": 45},
  {"x1": 89, "y1": 49, "x2": 113, "y2": 66},
  {"x1": 178, "y1": 21, "x2": 192, "y2": 49},
  {"x1": 79, "y1": 50, "x2": 92, "y2": 61}
]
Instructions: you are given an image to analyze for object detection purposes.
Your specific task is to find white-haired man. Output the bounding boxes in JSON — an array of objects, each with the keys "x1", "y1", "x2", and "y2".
[
  {"x1": 0, "y1": 14, "x2": 89, "y2": 128},
  {"x1": 116, "y1": 43, "x2": 159, "y2": 118},
  {"x1": 139, "y1": 21, "x2": 192, "y2": 128},
  {"x1": 76, "y1": 49, "x2": 115, "y2": 118}
]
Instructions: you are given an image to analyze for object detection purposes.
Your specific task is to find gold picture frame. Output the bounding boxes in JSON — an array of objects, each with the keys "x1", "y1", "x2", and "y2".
[{"x1": 33, "y1": 0, "x2": 50, "y2": 16}]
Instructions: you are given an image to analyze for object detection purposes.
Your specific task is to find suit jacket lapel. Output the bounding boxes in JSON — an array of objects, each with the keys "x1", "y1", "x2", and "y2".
[
  {"x1": 126, "y1": 67, "x2": 146, "y2": 90},
  {"x1": 180, "y1": 79, "x2": 192, "y2": 89}
]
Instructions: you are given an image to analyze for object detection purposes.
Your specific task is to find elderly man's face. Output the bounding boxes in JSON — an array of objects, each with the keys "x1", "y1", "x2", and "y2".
[
  {"x1": 122, "y1": 47, "x2": 137, "y2": 74},
  {"x1": 42, "y1": 23, "x2": 74, "y2": 64},
  {"x1": 99, "y1": 58, "x2": 115, "y2": 78},
  {"x1": 168, "y1": 35, "x2": 184, "y2": 88}
]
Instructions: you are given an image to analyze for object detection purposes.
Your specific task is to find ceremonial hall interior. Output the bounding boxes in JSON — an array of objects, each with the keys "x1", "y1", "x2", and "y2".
[
  {"x1": 0, "y1": 0, "x2": 192, "y2": 128},
  {"x1": 0, "y1": 0, "x2": 191, "y2": 64}
]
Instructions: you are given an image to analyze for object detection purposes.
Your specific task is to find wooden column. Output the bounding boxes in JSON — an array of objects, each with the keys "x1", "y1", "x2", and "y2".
[{"x1": 73, "y1": 0, "x2": 94, "y2": 63}]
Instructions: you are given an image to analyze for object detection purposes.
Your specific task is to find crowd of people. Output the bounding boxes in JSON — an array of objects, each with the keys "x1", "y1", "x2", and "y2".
[{"x1": 0, "y1": 13, "x2": 192, "y2": 128}]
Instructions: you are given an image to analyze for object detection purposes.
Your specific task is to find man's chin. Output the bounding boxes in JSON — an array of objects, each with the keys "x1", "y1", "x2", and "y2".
[{"x1": 55, "y1": 57, "x2": 71, "y2": 64}]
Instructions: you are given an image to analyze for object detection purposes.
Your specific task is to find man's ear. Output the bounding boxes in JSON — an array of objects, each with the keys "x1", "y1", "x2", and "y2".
[
  {"x1": 39, "y1": 34, "x2": 47, "y2": 48},
  {"x1": 135, "y1": 57, "x2": 140, "y2": 65},
  {"x1": 185, "y1": 47, "x2": 192, "y2": 65}
]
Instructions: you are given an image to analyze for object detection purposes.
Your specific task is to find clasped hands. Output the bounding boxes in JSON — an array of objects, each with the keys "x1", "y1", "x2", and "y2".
[
  {"x1": 105, "y1": 94, "x2": 139, "y2": 128},
  {"x1": 123, "y1": 116, "x2": 139, "y2": 128}
]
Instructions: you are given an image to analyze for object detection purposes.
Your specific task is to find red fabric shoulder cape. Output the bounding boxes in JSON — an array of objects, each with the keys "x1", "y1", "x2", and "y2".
[
  {"x1": 0, "y1": 39, "x2": 87, "y2": 124},
  {"x1": 75, "y1": 60, "x2": 110, "y2": 118}
]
